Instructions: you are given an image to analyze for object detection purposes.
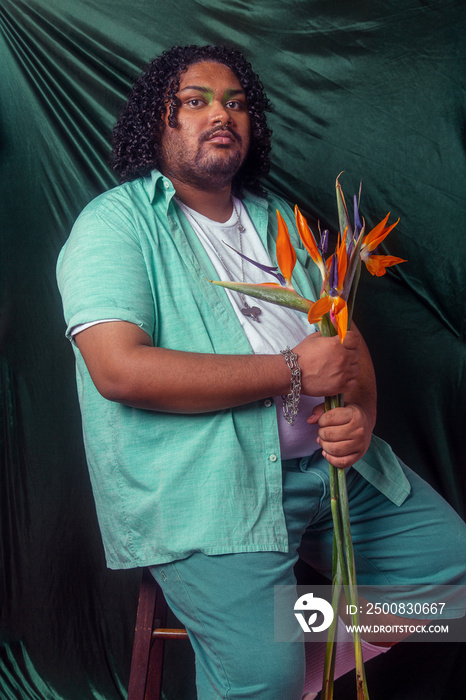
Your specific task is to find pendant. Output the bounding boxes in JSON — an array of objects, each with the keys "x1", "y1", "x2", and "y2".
[{"x1": 241, "y1": 305, "x2": 262, "y2": 322}]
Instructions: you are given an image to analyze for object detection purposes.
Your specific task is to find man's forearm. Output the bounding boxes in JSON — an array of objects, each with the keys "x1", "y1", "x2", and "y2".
[
  {"x1": 75, "y1": 321, "x2": 363, "y2": 414},
  {"x1": 107, "y1": 346, "x2": 292, "y2": 412},
  {"x1": 75, "y1": 321, "x2": 294, "y2": 412}
]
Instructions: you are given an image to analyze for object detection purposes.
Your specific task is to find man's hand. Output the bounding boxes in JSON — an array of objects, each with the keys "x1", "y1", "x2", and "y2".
[
  {"x1": 293, "y1": 330, "x2": 361, "y2": 398},
  {"x1": 303, "y1": 324, "x2": 377, "y2": 469},
  {"x1": 308, "y1": 402, "x2": 373, "y2": 469}
]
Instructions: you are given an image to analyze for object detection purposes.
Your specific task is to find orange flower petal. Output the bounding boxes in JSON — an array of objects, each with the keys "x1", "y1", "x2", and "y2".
[
  {"x1": 307, "y1": 296, "x2": 333, "y2": 325},
  {"x1": 333, "y1": 297, "x2": 348, "y2": 343},
  {"x1": 361, "y1": 213, "x2": 390, "y2": 247},
  {"x1": 362, "y1": 215, "x2": 399, "y2": 253},
  {"x1": 335, "y1": 231, "x2": 348, "y2": 292},
  {"x1": 276, "y1": 210, "x2": 297, "y2": 286},
  {"x1": 294, "y1": 206, "x2": 321, "y2": 265},
  {"x1": 364, "y1": 255, "x2": 407, "y2": 277}
]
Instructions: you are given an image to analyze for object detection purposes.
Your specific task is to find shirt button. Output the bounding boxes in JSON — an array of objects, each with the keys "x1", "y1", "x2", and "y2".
[
  {"x1": 163, "y1": 180, "x2": 171, "y2": 189},
  {"x1": 269, "y1": 454, "x2": 278, "y2": 462},
  {"x1": 264, "y1": 399, "x2": 272, "y2": 407}
]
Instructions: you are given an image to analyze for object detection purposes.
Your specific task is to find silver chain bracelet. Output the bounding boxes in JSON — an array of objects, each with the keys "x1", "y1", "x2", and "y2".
[{"x1": 280, "y1": 347, "x2": 302, "y2": 425}]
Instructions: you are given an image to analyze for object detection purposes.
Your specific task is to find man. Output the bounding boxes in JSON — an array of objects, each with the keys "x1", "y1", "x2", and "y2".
[{"x1": 57, "y1": 45, "x2": 466, "y2": 699}]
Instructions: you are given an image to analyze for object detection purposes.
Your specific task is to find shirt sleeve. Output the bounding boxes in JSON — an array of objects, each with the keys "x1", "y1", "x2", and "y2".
[
  {"x1": 57, "y1": 192, "x2": 156, "y2": 342},
  {"x1": 70, "y1": 319, "x2": 123, "y2": 337}
]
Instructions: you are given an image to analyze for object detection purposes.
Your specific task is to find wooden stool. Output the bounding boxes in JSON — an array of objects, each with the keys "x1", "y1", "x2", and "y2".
[{"x1": 128, "y1": 568, "x2": 189, "y2": 700}]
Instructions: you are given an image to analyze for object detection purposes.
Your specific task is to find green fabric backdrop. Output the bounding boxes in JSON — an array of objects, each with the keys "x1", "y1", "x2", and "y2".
[{"x1": 1, "y1": 1, "x2": 465, "y2": 698}]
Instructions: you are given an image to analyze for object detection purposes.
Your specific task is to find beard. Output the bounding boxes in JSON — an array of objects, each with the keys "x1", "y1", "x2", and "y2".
[
  {"x1": 178, "y1": 148, "x2": 243, "y2": 190},
  {"x1": 160, "y1": 127, "x2": 248, "y2": 191}
]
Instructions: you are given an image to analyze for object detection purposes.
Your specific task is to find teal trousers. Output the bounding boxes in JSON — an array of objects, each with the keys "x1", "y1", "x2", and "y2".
[{"x1": 150, "y1": 454, "x2": 466, "y2": 699}]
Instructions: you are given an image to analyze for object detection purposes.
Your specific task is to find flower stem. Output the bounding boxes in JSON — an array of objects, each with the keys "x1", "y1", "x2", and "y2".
[
  {"x1": 337, "y1": 468, "x2": 370, "y2": 699},
  {"x1": 321, "y1": 561, "x2": 342, "y2": 700},
  {"x1": 320, "y1": 310, "x2": 369, "y2": 699}
]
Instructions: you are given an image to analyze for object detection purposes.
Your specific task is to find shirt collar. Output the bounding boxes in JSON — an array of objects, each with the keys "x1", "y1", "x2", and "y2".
[
  {"x1": 143, "y1": 168, "x2": 175, "y2": 205},
  {"x1": 143, "y1": 168, "x2": 269, "y2": 212}
]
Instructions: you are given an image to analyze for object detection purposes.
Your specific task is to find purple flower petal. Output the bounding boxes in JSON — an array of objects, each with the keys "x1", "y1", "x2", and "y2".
[
  {"x1": 222, "y1": 241, "x2": 286, "y2": 286},
  {"x1": 319, "y1": 229, "x2": 329, "y2": 255},
  {"x1": 353, "y1": 194, "x2": 363, "y2": 236}
]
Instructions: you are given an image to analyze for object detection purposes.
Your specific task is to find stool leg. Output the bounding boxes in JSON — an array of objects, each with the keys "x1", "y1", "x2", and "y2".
[
  {"x1": 128, "y1": 569, "x2": 167, "y2": 700},
  {"x1": 146, "y1": 582, "x2": 168, "y2": 700}
]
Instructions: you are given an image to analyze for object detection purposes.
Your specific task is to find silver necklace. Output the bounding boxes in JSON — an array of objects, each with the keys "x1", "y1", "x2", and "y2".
[{"x1": 176, "y1": 197, "x2": 262, "y2": 322}]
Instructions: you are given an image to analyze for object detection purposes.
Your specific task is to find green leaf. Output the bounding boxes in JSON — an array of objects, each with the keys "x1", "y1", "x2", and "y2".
[
  {"x1": 336, "y1": 173, "x2": 353, "y2": 243},
  {"x1": 209, "y1": 280, "x2": 313, "y2": 314}
]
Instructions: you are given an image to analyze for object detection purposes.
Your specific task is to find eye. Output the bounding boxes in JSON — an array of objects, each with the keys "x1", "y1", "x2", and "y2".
[
  {"x1": 225, "y1": 100, "x2": 246, "y2": 110},
  {"x1": 185, "y1": 98, "x2": 205, "y2": 108}
]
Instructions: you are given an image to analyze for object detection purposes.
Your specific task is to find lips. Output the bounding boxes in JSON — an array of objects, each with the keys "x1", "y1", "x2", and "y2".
[
  {"x1": 209, "y1": 134, "x2": 234, "y2": 144},
  {"x1": 203, "y1": 128, "x2": 238, "y2": 145}
]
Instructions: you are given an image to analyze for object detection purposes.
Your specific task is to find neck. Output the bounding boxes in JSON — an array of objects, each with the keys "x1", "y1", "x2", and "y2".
[{"x1": 169, "y1": 177, "x2": 234, "y2": 222}]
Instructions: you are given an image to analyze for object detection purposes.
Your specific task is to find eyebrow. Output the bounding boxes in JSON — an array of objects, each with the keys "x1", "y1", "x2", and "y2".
[
  {"x1": 224, "y1": 88, "x2": 246, "y2": 99},
  {"x1": 178, "y1": 85, "x2": 246, "y2": 97},
  {"x1": 179, "y1": 85, "x2": 213, "y2": 94}
]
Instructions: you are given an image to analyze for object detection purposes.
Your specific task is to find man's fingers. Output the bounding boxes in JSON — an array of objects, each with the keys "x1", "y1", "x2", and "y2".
[
  {"x1": 307, "y1": 403, "x2": 325, "y2": 424},
  {"x1": 317, "y1": 434, "x2": 355, "y2": 453},
  {"x1": 321, "y1": 449, "x2": 358, "y2": 470},
  {"x1": 317, "y1": 406, "x2": 353, "y2": 428}
]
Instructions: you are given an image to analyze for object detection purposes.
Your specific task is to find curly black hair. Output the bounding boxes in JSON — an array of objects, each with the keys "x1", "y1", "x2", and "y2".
[{"x1": 112, "y1": 44, "x2": 272, "y2": 196}]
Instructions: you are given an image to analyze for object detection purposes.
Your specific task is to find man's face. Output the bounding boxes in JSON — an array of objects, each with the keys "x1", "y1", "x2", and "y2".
[{"x1": 159, "y1": 61, "x2": 251, "y2": 191}]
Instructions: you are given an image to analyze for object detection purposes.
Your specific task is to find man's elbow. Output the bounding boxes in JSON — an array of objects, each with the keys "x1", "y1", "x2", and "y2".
[
  {"x1": 90, "y1": 364, "x2": 162, "y2": 410},
  {"x1": 91, "y1": 370, "x2": 132, "y2": 404}
]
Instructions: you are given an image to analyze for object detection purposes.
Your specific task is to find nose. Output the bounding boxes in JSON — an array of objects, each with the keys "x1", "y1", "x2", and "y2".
[{"x1": 209, "y1": 100, "x2": 232, "y2": 127}]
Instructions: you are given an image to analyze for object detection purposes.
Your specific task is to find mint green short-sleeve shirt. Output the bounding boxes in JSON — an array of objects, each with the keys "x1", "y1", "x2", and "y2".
[{"x1": 57, "y1": 170, "x2": 410, "y2": 569}]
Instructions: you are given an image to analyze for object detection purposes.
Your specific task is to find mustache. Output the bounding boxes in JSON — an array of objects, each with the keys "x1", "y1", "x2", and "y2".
[{"x1": 200, "y1": 125, "x2": 241, "y2": 144}]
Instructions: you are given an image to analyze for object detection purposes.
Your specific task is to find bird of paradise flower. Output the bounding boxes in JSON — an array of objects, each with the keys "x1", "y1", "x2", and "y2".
[
  {"x1": 210, "y1": 174, "x2": 406, "y2": 700},
  {"x1": 212, "y1": 177, "x2": 404, "y2": 345}
]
